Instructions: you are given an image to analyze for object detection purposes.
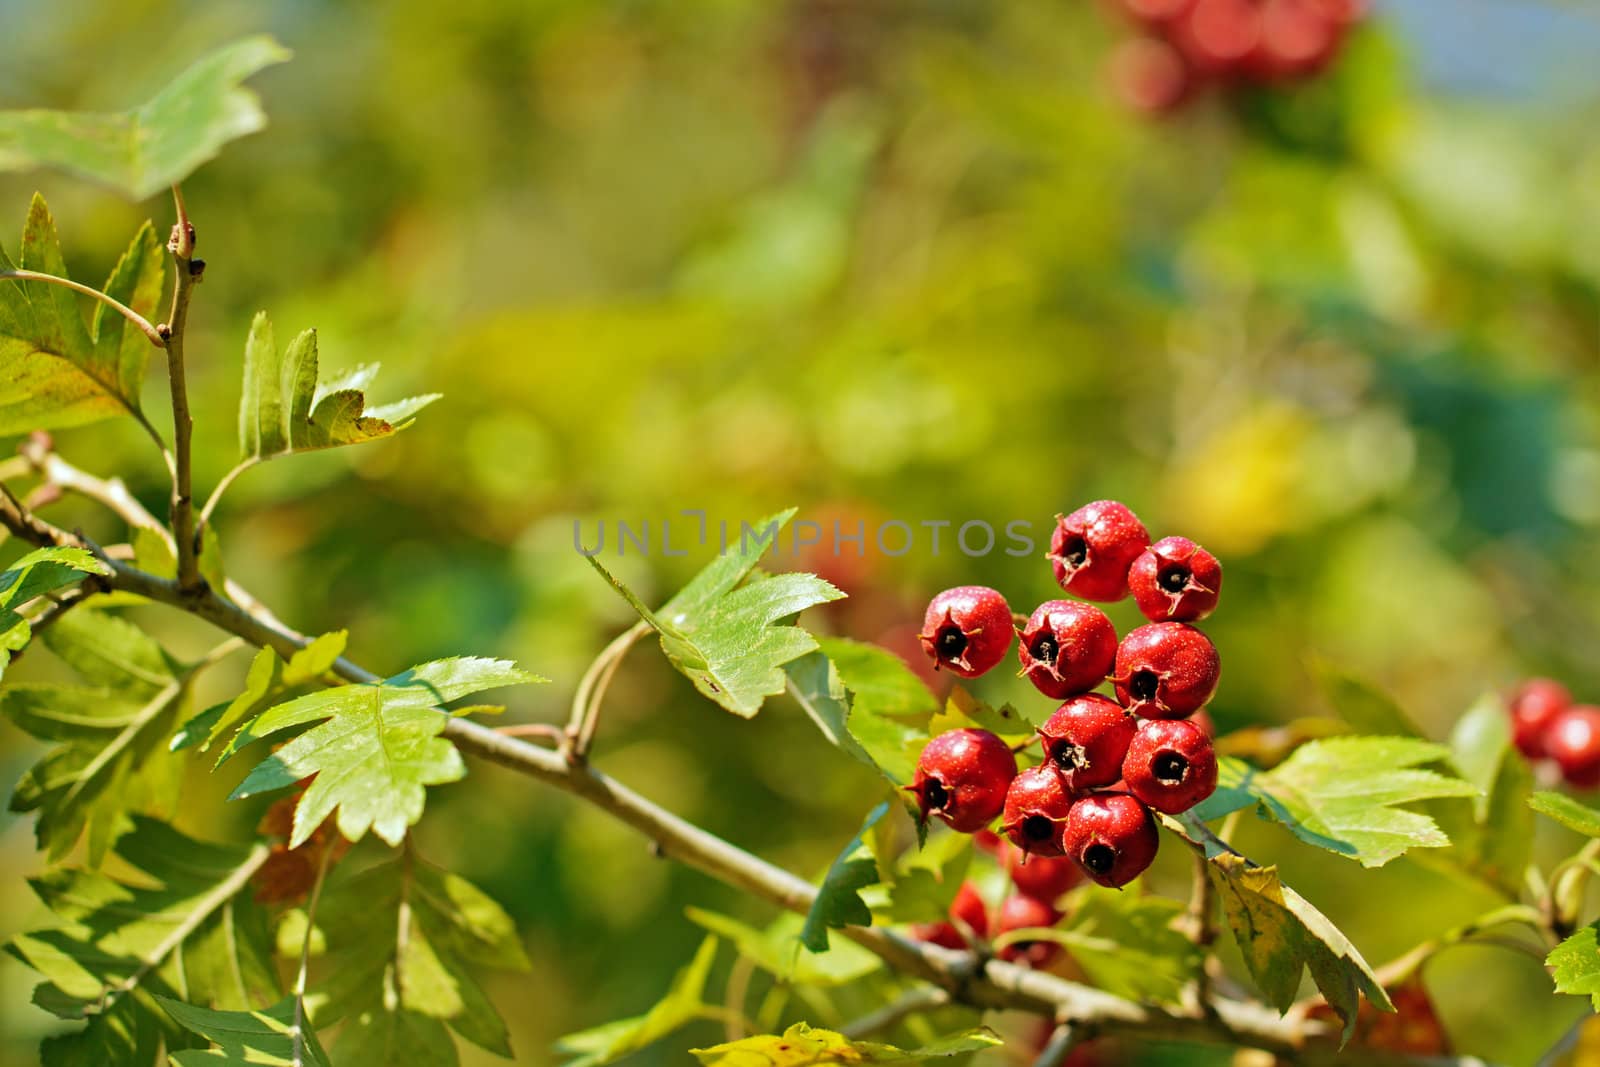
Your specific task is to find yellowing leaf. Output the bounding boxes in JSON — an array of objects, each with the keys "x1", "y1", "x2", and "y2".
[{"x1": 691, "y1": 1022, "x2": 1000, "y2": 1065}]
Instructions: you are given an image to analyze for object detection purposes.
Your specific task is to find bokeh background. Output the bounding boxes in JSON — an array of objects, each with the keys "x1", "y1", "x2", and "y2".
[{"x1": 3, "y1": 1, "x2": 1600, "y2": 1063}]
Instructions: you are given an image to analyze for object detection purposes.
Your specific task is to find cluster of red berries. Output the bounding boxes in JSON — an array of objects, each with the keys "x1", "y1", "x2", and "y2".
[
  {"x1": 1509, "y1": 679, "x2": 1600, "y2": 789},
  {"x1": 909, "y1": 501, "x2": 1222, "y2": 908},
  {"x1": 1103, "y1": 0, "x2": 1366, "y2": 115}
]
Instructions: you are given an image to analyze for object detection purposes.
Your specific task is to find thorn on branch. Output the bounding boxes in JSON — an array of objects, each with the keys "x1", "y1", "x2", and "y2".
[{"x1": 157, "y1": 323, "x2": 173, "y2": 340}]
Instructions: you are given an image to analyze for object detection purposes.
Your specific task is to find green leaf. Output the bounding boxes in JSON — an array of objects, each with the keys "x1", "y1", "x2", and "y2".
[
  {"x1": 691, "y1": 1022, "x2": 1001, "y2": 1065},
  {"x1": 238, "y1": 312, "x2": 439, "y2": 462},
  {"x1": 0, "y1": 198, "x2": 168, "y2": 432},
  {"x1": 1176, "y1": 821, "x2": 1390, "y2": 1045},
  {"x1": 555, "y1": 936, "x2": 719, "y2": 1067},
  {"x1": 864, "y1": 826, "x2": 971, "y2": 925},
  {"x1": 0, "y1": 37, "x2": 291, "y2": 199},
  {"x1": 173, "y1": 631, "x2": 348, "y2": 752},
  {"x1": 5, "y1": 609, "x2": 193, "y2": 863},
  {"x1": 1191, "y1": 737, "x2": 1478, "y2": 867},
  {"x1": 1312, "y1": 661, "x2": 1424, "y2": 737},
  {"x1": 314, "y1": 853, "x2": 528, "y2": 1063},
  {"x1": 591, "y1": 510, "x2": 843, "y2": 717},
  {"x1": 684, "y1": 909, "x2": 880, "y2": 987},
  {"x1": 9, "y1": 819, "x2": 278, "y2": 1062},
  {"x1": 160, "y1": 997, "x2": 333, "y2": 1067},
  {"x1": 0, "y1": 545, "x2": 110, "y2": 680},
  {"x1": 1529, "y1": 792, "x2": 1600, "y2": 838},
  {"x1": 800, "y1": 803, "x2": 887, "y2": 953},
  {"x1": 1043, "y1": 891, "x2": 1200, "y2": 1005},
  {"x1": 226, "y1": 656, "x2": 539, "y2": 847},
  {"x1": 1548, "y1": 923, "x2": 1600, "y2": 1010}
]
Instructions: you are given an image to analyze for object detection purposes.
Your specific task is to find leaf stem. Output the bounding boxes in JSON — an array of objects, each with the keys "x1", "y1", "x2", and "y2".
[
  {"x1": 292, "y1": 842, "x2": 335, "y2": 1067},
  {"x1": 163, "y1": 183, "x2": 201, "y2": 592},
  {"x1": 564, "y1": 621, "x2": 648, "y2": 763},
  {"x1": 196, "y1": 457, "x2": 258, "y2": 539},
  {"x1": 0, "y1": 269, "x2": 168, "y2": 349}
]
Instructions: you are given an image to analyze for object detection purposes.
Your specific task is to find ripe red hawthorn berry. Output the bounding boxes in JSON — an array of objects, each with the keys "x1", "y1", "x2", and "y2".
[
  {"x1": 1001, "y1": 841, "x2": 1083, "y2": 903},
  {"x1": 1128, "y1": 536, "x2": 1222, "y2": 623},
  {"x1": 1248, "y1": 0, "x2": 1339, "y2": 81},
  {"x1": 1037, "y1": 694, "x2": 1137, "y2": 790},
  {"x1": 911, "y1": 880, "x2": 990, "y2": 950},
  {"x1": 1063, "y1": 793, "x2": 1160, "y2": 889},
  {"x1": 1110, "y1": 36, "x2": 1195, "y2": 116},
  {"x1": 910, "y1": 729, "x2": 1017, "y2": 832},
  {"x1": 1017, "y1": 600, "x2": 1119, "y2": 699},
  {"x1": 1510, "y1": 678, "x2": 1571, "y2": 760},
  {"x1": 1047, "y1": 501, "x2": 1151, "y2": 602},
  {"x1": 1114, "y1": 622, "x2": 1220, "y2": 719},
  {"x1": 1001, "y1": 765, "x2": 1077, "y2": 857},
  {"x1": 996, "y1": 893, "x2": 1063, "y2": 967},
  {"x1": 919, "y1": 586, "x2": 1015, "y2": 677},
  {"x1": 1305, "y1": 0, "x2": 1365, "y2": 25},
  {"x1": 1546, "y1": 706, "x2": 1600, "y2": 789},
  {"x1": 1123, "y1": 718, "x2": 1218, "y2": 814},
  {"x1": 1170, "y1": 0, "x2": 1262, "y2": 77}
]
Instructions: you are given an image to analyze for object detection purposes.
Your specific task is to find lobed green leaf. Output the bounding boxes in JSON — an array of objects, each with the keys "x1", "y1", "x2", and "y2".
[{"x1": 691, "y1": 1022, "x2": 1000, "y2": 1065}]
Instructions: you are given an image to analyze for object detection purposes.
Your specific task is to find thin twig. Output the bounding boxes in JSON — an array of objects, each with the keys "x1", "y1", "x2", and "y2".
[
  {"x1": 162, "y1": 184, "x2": 201, "y2": 591},
  {"x1": 493, "y1": 722, "x2": 566, "y2": 744},
  {"x1": 0, "y1": 269, "x2": 167, "y2": 348}
]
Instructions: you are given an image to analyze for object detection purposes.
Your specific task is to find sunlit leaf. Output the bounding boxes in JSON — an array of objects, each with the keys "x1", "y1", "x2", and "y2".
[
  {"x1": 591, "y1": 510, "x2": 843, "y2": 717},
  {"x1": 0, "y1": 199, "x2": 165, "y2": 432},
  {"x1": 227, "y1": 657, "x2": 540, "y2": 847},
  {"x1": 691, "y1": 1021, "x2": 1000, "y2": 1065},
  {"x1": 0, "y1": 545, "x2": 110, "y2": 680},
  {"x1": 1192, "y1": 737, "x2": 1478, "y2": 867},
  {"x1": 1528, "y1": 791, "x2": 1600, "y2": 838},
  {"x1": 0, "y1": 37, "x2": 291, "y2": 199},
  {"x1": 238, "y1": 312, "x2": 439, "y2": 462},
  {"x1": 1549, "y1": 923, "x2": 1600, "y2": 1011},
  {"x1": 684, "y1": 909, "x2": 880, "y2": 987},
  {"x1": 1037, "y1": 891, "x2": 1199, "y2": 1005}
]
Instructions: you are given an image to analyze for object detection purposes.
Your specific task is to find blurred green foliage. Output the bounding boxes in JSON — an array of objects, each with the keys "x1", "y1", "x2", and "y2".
[{"x1": 2, "y1": 1, "x2": 1599, "y2": 1064}]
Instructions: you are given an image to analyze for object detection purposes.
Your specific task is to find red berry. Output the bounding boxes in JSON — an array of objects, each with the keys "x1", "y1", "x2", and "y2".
[
  {"x1": 918, "y1": 586, "x2": 1015, "y2": 678},
  {"x1": 910, "y1": 729, "x2": 1018, "y2": 832},
  {"x1": 1304, "y1": 0, "x2": 1365, "y2": 24},
  {"x1": 1123, "y1": 718, "x2": 1218, "y2": 814},
  {"x1": 1113, "y1": 622, "x2": 1220, "y2": 719},
  {"x1": 1546, "y1": 707, "x2": 1600, "y2": 789},
  {"x1": 1128, "y1": 536, "x2": 1223, "y2": 623},
  {"x1": 1118, "y1": 0, "x2": 1194, "y2": 26},
  {"x1": 1002, "y1": 842, "x2": 1083, "y2": 903},
  {"x1": 996, "y1": 893, "x2": 1062, "y2": 967},
  {"x1": 1037, "y1": 694, "x2": 1137, "y2": 790},
  {"x1": 1190, "y1": 707, "x2": 1216, "y2": 739},
  {"x1": 1109, "y1": 36, "x2": 1195, "y2": 115},
  {"x1": 1171, "y1": 0, "x2": 1262, "y2": 76},
  {"x1": 1047, "y1": 501, "x2": 1151, "y2": 603},
  {"x1": 1063, "y1": 793, "x2": 1160, "y2": 888},
  {"x1": 973, "y1": 828, "x2": 1005, "y2": 856},
  {"x1": 1510, "y1": 678, "x2": 1571, "y2": 760},
  {"x1": 911, "y1": 880, "x2": 990, "y2": 949},
  {"x1": 1017, "y1": 601, "x2": 1118, "y2": 699},
  {"x1": 1001, "y1": 765, "x2": 1076, "y2": 857},
  {"x1": 1247, "y1": 0, "x2": 1339, "y2": 81}
]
